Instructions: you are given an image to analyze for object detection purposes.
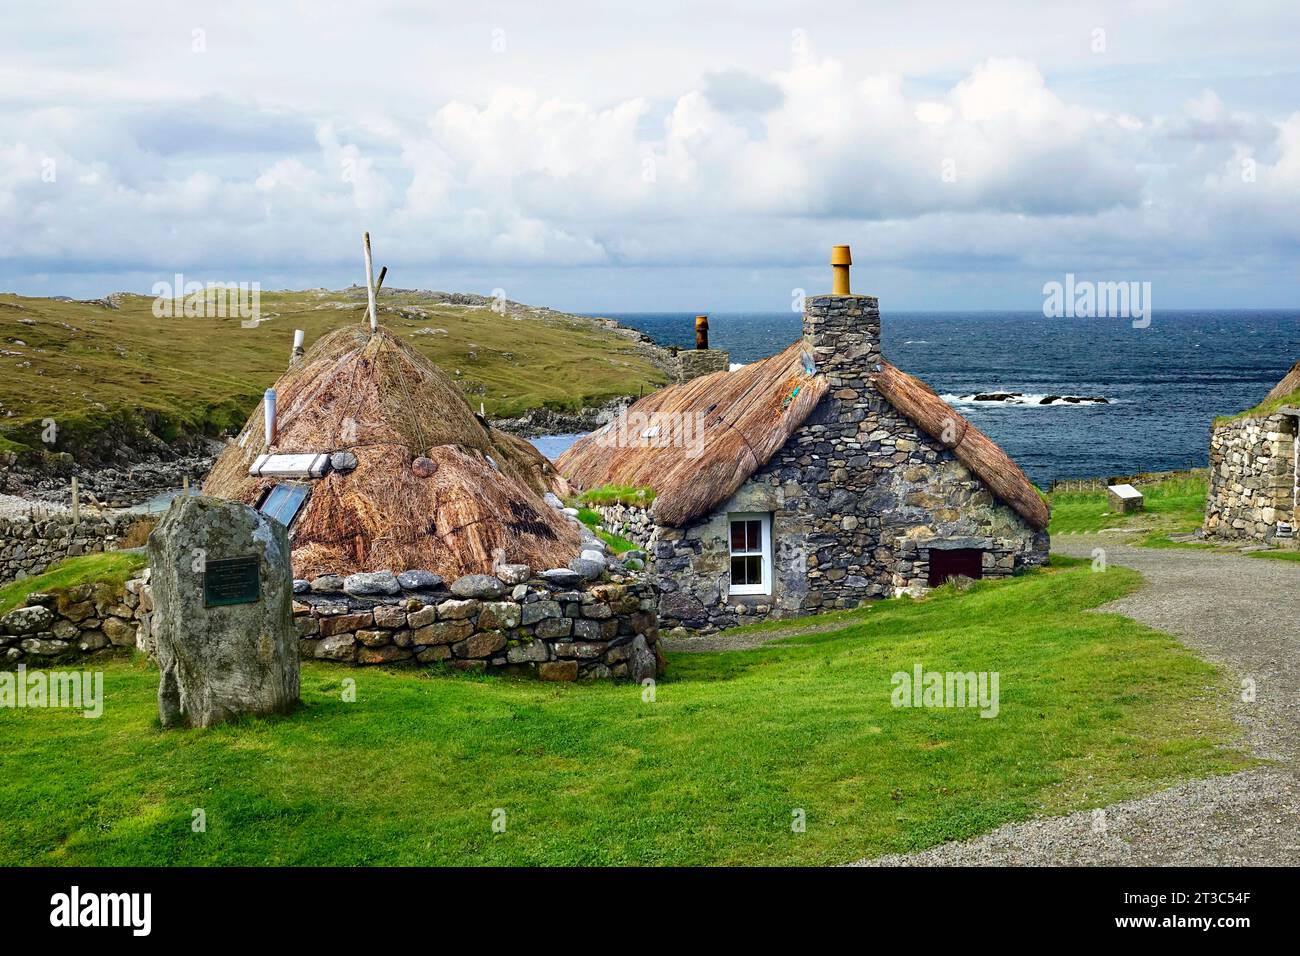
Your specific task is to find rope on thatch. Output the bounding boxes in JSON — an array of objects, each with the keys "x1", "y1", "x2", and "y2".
[{"x1": 873, "y1": 362, "x2": 1050, "y2": 529}]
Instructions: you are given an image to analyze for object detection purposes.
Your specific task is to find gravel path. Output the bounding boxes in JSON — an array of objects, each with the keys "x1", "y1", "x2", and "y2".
[{"x1": 855, "y1": 534, "x2": 1300, "y2": 866}]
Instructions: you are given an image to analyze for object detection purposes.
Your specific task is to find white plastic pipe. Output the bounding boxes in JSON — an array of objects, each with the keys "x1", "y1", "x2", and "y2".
[
  {"x1": 293, "y1": 329, "x2": 305, "y2": 351},
  {"x1": 264, "y1": 388, "x2": 277, "y2": 447}
]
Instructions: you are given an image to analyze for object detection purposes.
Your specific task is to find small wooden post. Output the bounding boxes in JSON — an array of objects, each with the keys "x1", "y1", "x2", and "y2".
[
  {"x1": 71, "y1": 476, "x2": 80, "y2": 525},
  {"x1": 183, "y1": 475, "x2": 190, "y2": 496},
  {"x1": 363, "y1": 232, "x2": 378, "y2": 332}
]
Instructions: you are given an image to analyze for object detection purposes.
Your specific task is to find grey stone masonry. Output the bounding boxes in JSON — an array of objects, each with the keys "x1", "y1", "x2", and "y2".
[
  {"x1": 677, "y1": 349, "x2": 730, "y2": 383},
  {"x1": 0, "y1": 514, "x2": 135, "y2": 584},
  {"x1": 649, "y1": 293, "x2": 1048, "y2": 632},
  {"x1": 1205, "y1": 411, "x2": 1298, "y2": 543}
]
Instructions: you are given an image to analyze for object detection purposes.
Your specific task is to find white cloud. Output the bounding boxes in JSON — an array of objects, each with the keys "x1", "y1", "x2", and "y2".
[{"x1": 0, "y1": 2, "x2": 1297, "y2": 308}]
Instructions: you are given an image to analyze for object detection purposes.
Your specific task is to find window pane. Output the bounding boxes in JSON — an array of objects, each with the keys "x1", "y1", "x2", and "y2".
[
  {"x1": 260, "y1": 484, "x2": 308, "y2": 528},
  {"x1": 743, "y1": 555, "x2": 761, "y2": 584},
  {"x1": 746, "y1": 520, "x2": 761, "y2": 551},
  {"x1": 730, "y1": 521, "x2": 746, "y2": 551},
  {"x1": 731, "y1": 555, "x2": 749, "y2": 584}
]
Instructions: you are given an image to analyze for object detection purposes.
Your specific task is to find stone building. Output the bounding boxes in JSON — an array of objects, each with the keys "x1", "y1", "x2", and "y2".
[
  {"x1": 1204, "y1": 359, "x2": 1299, "y2": 545},
  {"x1": 557, "y1": 247, "x2": 1050, "y2": 631}
]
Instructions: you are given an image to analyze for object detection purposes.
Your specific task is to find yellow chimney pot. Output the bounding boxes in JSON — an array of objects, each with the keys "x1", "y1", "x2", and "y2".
[
  {"x1": 831, "y1": 245, "x2": 852, "y2": 295},
  {"x1": 695, "y1": 314, "x2": 709, "y2": 350}
]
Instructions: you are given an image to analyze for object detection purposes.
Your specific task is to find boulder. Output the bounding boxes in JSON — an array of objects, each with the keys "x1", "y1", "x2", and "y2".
[
  {"x1": 397, "y1": 569, "x2": 442, "y2": 590},
  {"x1": 540, "y1": 568, "x2": 582, "y2": 588},
  {"x1": 627, "y1": 634, "x2": 657, "y2": 683},
  {"x1": 310, "y1": 574, "x2": 344, "y2": 593},
  {"x1": 343, "y1": 571, "x2": 401, "y2": 597},
  {"x1": 568, "y1": 558, "x2": 604, "y2": 581},
  {"x1": 494, "y1": 563, "x2": 532, "y2": 585},
  {"x1": 330, "y1": 451, "x2": 358, "y2": 472},
  {"x1": 1, "y1": 605, "x2": 54, "y2": 636},
  {"x1": 451, "y1": 574, "x2": 505, "y2": 599},
  {"x1": 147, "y1": 495, "x2": 299, "y2": 729}
]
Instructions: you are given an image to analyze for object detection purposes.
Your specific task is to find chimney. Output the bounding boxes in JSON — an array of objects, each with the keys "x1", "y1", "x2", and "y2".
[
  {"x1": 290, "y1": 329, "x2": 305, "y2": 366},
  {"x1": 802, "y1": 244, "x2": 880, "y2": 383},
  {"x1": 264, "y1": 389, "x2": 277, "y2": 447},
  {"x1": 677, "y1": 313, "x2": 729, "y2": 382}
]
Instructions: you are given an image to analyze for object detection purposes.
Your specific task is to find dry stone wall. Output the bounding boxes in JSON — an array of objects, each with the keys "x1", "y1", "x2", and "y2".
[
  {"x1": 0, "y1": 514, "x2": 136, "y2": 584},
  {"x1": 1205, "y1": 412, "x2": 1298, "y2": 543},
  {"x1": 0, "y1": 576, "x2": 148, "y2": 664},
  {"x1": 293, "y1": 570, "x2": 661, "y2": 682}
]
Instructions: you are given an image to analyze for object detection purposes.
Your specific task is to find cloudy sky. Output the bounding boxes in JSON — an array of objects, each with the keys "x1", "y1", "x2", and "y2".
[{"x1": 2, "y1": 0, "x2": 1298, "y2": 310}]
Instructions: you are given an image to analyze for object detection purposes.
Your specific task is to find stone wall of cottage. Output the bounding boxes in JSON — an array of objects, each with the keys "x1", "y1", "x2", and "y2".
[
  {"x1": 649, "y1": 293, "x2": 1049, "y2": 632},
  {"x1": 0, "y1": 514, "x2": 136, "y2": 584},
  {"x1": 1204, "y1": 412, "x2": 1297, "y2": 543}
]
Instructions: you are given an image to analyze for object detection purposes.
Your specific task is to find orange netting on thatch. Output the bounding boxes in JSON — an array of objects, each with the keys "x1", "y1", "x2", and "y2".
[
  {"x1": 556, "y1": 342, "x2": 828, "y2": 526},
  {"x1": 204, "y1": 325, "x2": 579, "y2": 579}
]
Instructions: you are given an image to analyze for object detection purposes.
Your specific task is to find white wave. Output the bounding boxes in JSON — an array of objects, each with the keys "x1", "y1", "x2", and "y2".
[{"x1": 941, "y1": 391, "x2": 1111, "y2": 407}]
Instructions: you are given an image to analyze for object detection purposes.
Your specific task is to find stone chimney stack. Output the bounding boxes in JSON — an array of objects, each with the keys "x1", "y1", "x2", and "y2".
[
  {"x1": 677, "y1": 313, "x2": 730, "y2": 382},
  {"x1": 802, "y1": 245, "x2": 881, "y2": 385}
]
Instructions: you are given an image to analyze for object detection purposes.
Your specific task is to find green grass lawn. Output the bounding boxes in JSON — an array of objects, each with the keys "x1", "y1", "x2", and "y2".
[
  {"x1": 0, "y1": 551, "x2": 147, "y2": 615},
  {"x1": 1048, "y1": 474, "x2": 1208, "y2": 539},
  {"x1": 0, "y1": 561, "x2": 1250, "y2": 866}
]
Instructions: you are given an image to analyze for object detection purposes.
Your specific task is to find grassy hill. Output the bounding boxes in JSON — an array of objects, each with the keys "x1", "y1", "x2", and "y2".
[{"x1": 0, "y1": 288, "x2": 673, "y2": 462}]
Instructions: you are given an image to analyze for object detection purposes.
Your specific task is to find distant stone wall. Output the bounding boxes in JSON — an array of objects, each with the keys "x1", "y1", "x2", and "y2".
[
  {"x1": 1205, "y1": 412, "x2": 1298, "y2": 543},
  {"x1": 0, "y1": 514, "x2": 136, "y2": 584},
  {"x1": 649, "y1": 293, "x2": 1048, "y2": 633},
  {"x1": 0, "y1": 577, "x2": 148, "y2": 664},
  {"x1": 292, "y1": 570, "x2": 661, "y2": 682},
  {"x1": 592, "y1": 503, "x2": 655, "y2": 550}
]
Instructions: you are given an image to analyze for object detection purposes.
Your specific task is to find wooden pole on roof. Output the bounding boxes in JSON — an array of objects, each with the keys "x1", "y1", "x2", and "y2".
[
  {"x1": 363, "y1": 232, "x2": 378, "y2": 332},
  {"x1": 71, "y1": 477, "x2": 80, "y2": 525}
]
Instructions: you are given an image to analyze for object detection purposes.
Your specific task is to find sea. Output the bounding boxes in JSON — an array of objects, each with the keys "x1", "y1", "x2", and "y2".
[{"x1": 533, "y1": 310, "x2": 1300, "y2": 487}]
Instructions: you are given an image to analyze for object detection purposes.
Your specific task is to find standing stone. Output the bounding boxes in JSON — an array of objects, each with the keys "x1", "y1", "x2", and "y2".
[{"x1": 147, "y1": 495, "x2": 299, "y2": 729}]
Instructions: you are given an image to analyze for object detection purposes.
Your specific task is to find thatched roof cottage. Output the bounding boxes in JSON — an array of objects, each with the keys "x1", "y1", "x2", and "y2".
[
  {"x1": 205, "y1": 324, "x2": 581, "y2": 580},
  {"x1": 1204, "y1": 358, "x2": 1300, "y2": 545},
  {"x1": 558, "y1": 247, "x2": 1050, "y2": 631}
]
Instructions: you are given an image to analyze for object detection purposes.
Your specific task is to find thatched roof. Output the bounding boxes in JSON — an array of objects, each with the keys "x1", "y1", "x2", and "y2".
[
  {"x1": 1262, "y1": 359, "x2": 1300, "y2": 405},
  {"x1": 557, "y1": 343, "x2": 827, "y2": 526},
  {"x1": 557, "y1": 343, "x2": 1049, "y2": 530},
  {"x1": 204, "y1": 325, "x2": 580, "y2": 579}
]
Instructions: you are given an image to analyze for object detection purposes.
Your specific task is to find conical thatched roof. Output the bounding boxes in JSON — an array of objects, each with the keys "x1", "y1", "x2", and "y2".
[
  {"x1": 557, "y1": 342, "x2": 1049, "y2": 530},
  {"x1": 204, "y1": 325, "x2": 580, "y2": 580}
]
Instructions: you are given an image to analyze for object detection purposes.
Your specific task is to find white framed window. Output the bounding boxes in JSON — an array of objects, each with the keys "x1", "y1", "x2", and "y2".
[{"x1": 728, "y1": 512, "x2": 772, "y2": 596}]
